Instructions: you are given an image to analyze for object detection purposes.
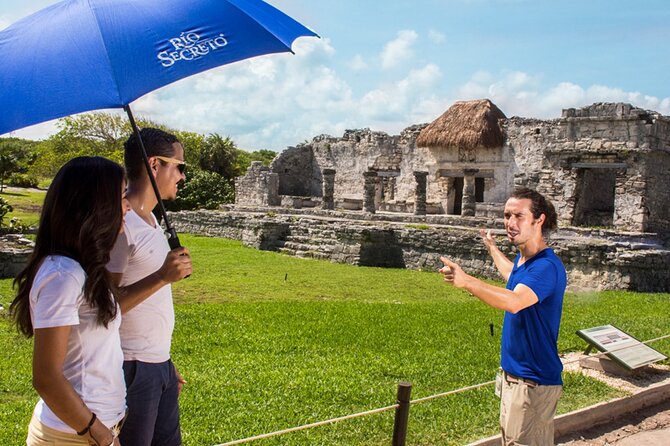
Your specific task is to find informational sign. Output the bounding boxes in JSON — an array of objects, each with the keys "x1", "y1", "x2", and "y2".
[{"x1": 576, "y1": 325, "x2": 667, "y2": 370}]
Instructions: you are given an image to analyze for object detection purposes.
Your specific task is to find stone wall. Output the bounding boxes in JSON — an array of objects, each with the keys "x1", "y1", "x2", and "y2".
[
  {"x1": 0, "y1": 235, "x2": 34, "y2": 279},
  {"x1": 235, "y1": 161, "x2": 280, "y2": 207},
  {"x1": 237, "y1": 102, "x2": 669, "y2": 234},
  {"x1": 170, "y1": 210, "x2": 670, "y2": 292},
  {"x1": 505, "y1": 103, "x2": 670, "y2": 232},
  {"x1": 265, "y1": 126, "x2": 445, "y2": 209}
]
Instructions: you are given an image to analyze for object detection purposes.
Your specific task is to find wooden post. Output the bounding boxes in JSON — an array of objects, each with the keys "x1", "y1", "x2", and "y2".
[{"x1": 392, "y1": 381, "x2": 412, "y2": 446}]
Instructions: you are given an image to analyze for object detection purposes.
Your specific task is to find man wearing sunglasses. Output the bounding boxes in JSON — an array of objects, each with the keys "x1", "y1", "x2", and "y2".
[{"x1": 107, "y1": 128, "x2": 192, "y2": 446}]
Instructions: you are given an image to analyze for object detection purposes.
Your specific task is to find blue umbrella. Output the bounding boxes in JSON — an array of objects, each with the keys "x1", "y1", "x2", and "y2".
[{"x1": 0, "y1": 0, "x2": 317, "y2": 247}]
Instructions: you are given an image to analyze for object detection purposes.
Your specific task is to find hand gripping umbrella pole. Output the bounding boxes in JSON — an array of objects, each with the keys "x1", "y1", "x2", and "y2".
[{"x1": 124, "y1": 105, "x2": 182, "y2": 250}]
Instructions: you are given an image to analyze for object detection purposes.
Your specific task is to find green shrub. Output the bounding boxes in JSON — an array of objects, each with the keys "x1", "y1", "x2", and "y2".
[
  {"x1": 0, "y1": 196, "x2": 13, "y2": 227},
  {"x1": 166, "y1": 169, "x2": 234, "y2": 211},
  {"x1": 7, "y1": 173, "x2": 39, "y2": 188}
]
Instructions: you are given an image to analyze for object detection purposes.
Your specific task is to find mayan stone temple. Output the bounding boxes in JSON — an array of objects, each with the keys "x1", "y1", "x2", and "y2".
[{"x1": 172, "y1": 100, "x2": 670, "y2": 292}]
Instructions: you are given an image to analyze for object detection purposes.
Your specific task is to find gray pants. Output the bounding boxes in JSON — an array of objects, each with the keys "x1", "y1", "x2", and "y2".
[{"x1": 500, "y1": 371, "x2": 562, "y2": 446}]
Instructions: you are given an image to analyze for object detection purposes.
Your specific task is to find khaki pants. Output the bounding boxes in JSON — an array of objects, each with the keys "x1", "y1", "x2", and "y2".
[
  {"x1": 27, "y1": 414, "x2": 124, "y2": 446},
  {"x1": 499, "y1": 372, "x2": 562, "y2": 446},
  {"x1": 27, "y1": 415, "x2": 92, "y2": 446}
]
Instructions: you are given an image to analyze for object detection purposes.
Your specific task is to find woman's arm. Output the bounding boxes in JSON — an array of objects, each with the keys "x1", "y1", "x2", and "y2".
[{"x1": 33, "y1": 326, "x2": 116, "y2": 445}]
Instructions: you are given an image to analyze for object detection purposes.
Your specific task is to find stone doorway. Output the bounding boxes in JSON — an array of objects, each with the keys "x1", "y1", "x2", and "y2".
[
  {"x1": 448, "y1": 176, "x2": 486, "y2": 215},
  {"x1": 452, "y1": 177, "x2": 464, "y2": 214},
  {"x1": 475, "y1": 177, "x2": 485, "y2": 203},
  {"x1": 572, "y1": 168, "x2": 616, "y2": 227}
]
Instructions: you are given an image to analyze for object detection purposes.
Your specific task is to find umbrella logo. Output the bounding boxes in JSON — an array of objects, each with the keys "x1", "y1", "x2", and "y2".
[{"x1": 158, "y1": 31, "x2": 229, "y2": 67}]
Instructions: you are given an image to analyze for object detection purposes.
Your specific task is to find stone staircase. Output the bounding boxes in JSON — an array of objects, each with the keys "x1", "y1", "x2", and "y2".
[{"x1": 276, "y1": 220, "x2": 347, "y2": 261}]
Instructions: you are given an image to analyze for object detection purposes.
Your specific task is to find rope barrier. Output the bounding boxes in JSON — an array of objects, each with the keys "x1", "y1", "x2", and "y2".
[
  {"x1": 215, "y1": 404, "x2": 399, "y2": 446},
  {"x1": 214, "y1": 333, "x2": 670, "y2": 445},
  {"x1": 410, "y1": 380, "x2": 496, "y2": 405}
]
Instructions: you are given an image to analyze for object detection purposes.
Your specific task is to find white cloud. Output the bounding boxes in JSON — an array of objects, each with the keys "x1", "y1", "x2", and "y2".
[
  {"x1": 453, "y1": 71, "x2": 670, "y2": 118},
  {"x1": 6, "y1": 35, "x2": 669, "y2": 153},
  {"x1": 347, "y1": 54, "x2": 368, "y2": 71},
  {"x1": 380, "y1": 30, "x2": 418, "y2": 70},
  {"x1": 2, "y1": 119, "x2": 60, "y2": 141},
  {"x1": 135, "y1": 37, "x2": 358, "y2": 150},
  {"x1": 428, "y1": 29, "x2": 446, "y2": 44},
  {"x1": 357, "y1": 64, "x2": 443, "y2": 134}
]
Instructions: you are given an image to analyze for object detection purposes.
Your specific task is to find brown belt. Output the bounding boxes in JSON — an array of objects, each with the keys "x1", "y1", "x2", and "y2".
[{"x1": 503, "y1": 371, "x2": 538, "y2": 387}]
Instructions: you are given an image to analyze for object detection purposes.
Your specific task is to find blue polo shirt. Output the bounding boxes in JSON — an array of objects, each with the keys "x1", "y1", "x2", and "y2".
[{"x1": 501, "y1": 248, "x2": 566, "y2": 385}]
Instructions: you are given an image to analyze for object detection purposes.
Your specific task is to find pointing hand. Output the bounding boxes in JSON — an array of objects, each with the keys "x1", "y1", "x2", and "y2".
[{"x1": 439, "y1": 256, "x2": 468, "y2": 288}]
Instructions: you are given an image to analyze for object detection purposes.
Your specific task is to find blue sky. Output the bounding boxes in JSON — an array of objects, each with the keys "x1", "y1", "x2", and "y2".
[{"x1": 2, "y1": 0, "x2": 669, "y2": 150}]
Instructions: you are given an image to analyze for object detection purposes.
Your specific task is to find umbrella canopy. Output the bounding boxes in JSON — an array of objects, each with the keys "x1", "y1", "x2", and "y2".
[
  {"x1": 0, "y1": 0, "x2": 318, "y2": 135},
  {"x1": 0, "y1": 0, "x2": 317, "y2": 249}
]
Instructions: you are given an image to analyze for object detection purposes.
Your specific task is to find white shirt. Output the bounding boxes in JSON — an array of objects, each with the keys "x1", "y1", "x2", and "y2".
[
  {"x1": 107, "y1": 210, "x2": 174, "y2": 363},
  {"x1": 30, "y1": 255, "x2": 126, "y2": 432}
]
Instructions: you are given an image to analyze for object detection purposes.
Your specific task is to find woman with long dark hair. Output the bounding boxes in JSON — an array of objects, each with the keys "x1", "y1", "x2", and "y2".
[{"x1": 11, "y1": 156, "x2": 129, "y2": 446}]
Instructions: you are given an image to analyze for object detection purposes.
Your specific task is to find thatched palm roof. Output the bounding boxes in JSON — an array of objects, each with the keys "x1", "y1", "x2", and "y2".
[{"x1": 416, "y1": 99, "x2": 507, "y2": 149}]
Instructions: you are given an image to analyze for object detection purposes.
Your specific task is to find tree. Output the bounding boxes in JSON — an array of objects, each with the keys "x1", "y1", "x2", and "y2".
[
  {"x1": 199, "y1": 133, "x2": 238, "y2": 178},
  {"x1": 58, "y1": 113, "x2": 129, "y2": 150},
  {"x1": 166, "y1": 169, "x2": 234, "y2": 211},
  {"x1": 0, "y1": 196, "x2": 12, "y2": 227},
  {"x1": 0, "y1": 138, "x2": 37, "y2": 191},
  {"x1": 0, "y1": 153, "x2": 20, "y2": 192},
  {"x1": 233, "y1": 148, "x2": 277, "y2": 177},
  {"x1": 28, "y1": 112, "x2": 166, "y2": 179},
  {"x1": 174, "y1": 130, "x2": 204, "y2": 167}
]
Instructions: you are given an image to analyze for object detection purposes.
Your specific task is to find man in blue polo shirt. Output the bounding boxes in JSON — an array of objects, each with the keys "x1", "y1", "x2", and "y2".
[{"x1": 440, "y1": 188, "x2": 566, "y2": 445}]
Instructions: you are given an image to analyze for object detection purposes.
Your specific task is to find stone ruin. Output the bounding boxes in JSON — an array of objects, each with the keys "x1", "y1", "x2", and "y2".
[
  {"x1": 236, "y1": 100, "x2": 670, "y2": 234},
  {"x1": 4, "y1": 101, "x2": 669, "y2": 292},
  {"x1": 215, "y1": 100, "x2": 670, "y2": 292}
]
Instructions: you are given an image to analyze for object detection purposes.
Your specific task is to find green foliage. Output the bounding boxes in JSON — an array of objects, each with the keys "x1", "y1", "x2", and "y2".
[
  {"x1": 0, "y1": 196, "x2": 13, "y2": 226},
  {"x1": 1, "y1": 235, "x2": 668, "y2": 445},
  {"x1": 57, "y1": 113, "x2": 129, "y2": 150},
  {"x1": 27, "y1": 112, "x2": 160, "y2": 178},
  {"x1": 7, "y1": 173, "x2": 38, "y2": 188},
  {"x1": 234, "y1": 148, "x2": 276, "y2": 176},
  {"x1": 406, "y1": 223, "x2": 430, "y2": 230},
  {"x1": 166, "y1": 170, "x2": 234, "y2": 211},
  {"x1": 0, "y1": 138, "x2": 37, "y2": 192},
  {"x1": 199, "y1": 133, "x2": 238, "y2": 178},
  {"x1": 174, "y1": 131, "x2": 204, "y2": 167},
  {"x1": 12, "y1": 114, "x2": 250, "y2": 210},
  {"x1": 0, "y1": 153, "x2": 19, "y2": 192}
]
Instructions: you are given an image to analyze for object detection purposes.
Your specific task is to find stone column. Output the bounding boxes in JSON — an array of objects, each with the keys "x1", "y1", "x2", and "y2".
[
  {"x1": 363, "y1": 171, "x2": 378, "y2": 214},
  {"x1": 413, "y1": 171, "x2": 428, "y2": 216},
  {"x1": 462, "y1": 169, "x2": 479, "y2": 216},
  {"x1": 321, "y1": 168, "x2": 336, "y2": 210}
]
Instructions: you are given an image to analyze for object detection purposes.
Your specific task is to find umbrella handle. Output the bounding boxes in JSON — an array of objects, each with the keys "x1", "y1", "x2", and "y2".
[
  {"x1": 166, "y1": 228, "x2": 182, "y2": 250},
  {"x1": 124, "y1": 105, "x2": 181, "y2": 250},
  {"x1": 125, "y1": 106, "x2": 190, "y2": 278}
]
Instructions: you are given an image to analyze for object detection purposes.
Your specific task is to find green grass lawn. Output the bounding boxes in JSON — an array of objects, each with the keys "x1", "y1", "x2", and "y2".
[
  {"x1": 1, "y1": 235, "x2": 669, "y2": 445},
  {"x1": 0, "y1": 188, "x2": 46, "y2": 228}
]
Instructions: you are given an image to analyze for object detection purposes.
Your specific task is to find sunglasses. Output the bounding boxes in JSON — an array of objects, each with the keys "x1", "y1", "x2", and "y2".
[{"x1": 154, "y1": 155, "x2": 186, "y2": 174}]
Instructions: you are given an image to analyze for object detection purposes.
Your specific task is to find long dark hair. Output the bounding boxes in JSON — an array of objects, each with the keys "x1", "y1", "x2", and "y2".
[{"x1": 11, "y1": 156, "x2": 125, "y2": 337}]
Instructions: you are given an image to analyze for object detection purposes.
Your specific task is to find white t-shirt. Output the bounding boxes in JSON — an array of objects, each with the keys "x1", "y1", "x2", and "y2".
[
  {"x1": 30, "y1": 255, "x2": 126, "y2": 432},
  {"x1": 107, "y1": 210, "x2": 174, "y2": 363}
]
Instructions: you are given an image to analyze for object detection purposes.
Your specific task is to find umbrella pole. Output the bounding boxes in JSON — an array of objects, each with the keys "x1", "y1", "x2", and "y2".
[{"x1": 123, "y1": 105, "x2": 182, "y2": 250}]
